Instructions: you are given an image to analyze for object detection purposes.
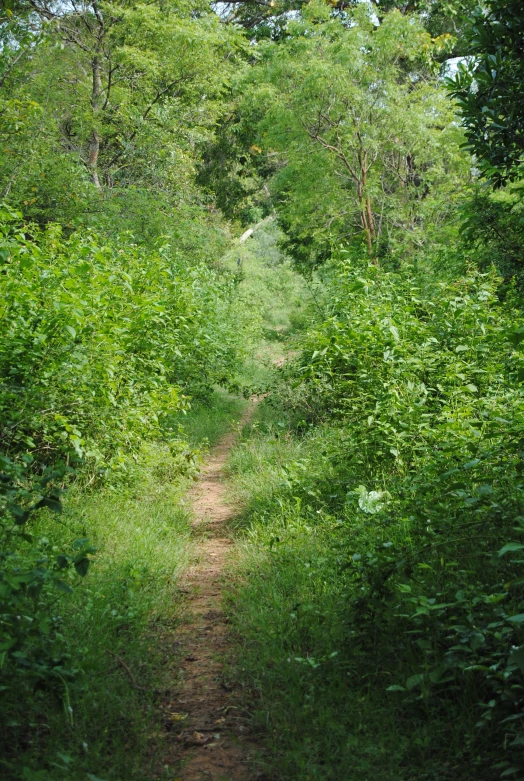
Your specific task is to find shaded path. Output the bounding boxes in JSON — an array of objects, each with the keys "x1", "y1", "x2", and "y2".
[{"x1": 165, "y1": 402, "x2": 261, "y2": 781}]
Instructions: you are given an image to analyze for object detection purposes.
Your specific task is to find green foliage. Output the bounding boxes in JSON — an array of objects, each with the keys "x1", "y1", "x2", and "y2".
[
  {"x1": 460, "y1": 180, "x2": 524, "y2": 287},
  {"x1": 1, "y1": 440, "x2": 193, "y2": 780},
  {"x1": 0, "y1": 207, "x2": 245, "y2": 479},
  {"x1": 448, "y1": 0, "x2": 524, "y2": 185},
  {"x1": 227, "y1": 255, "x2": 524, "y2": 780},
  {"x1": 226, "y1": 219, "x2": 311, "y2": 337},
  {"x1": 232, "y1": 3, "x2": 468, "y2": 266},
  {"x1": 0, "y1": 0, "x2": 245, "y2": 239},
  {"x1": 0, "y1": 204, "x2": 254, "y2": 771},
  {"x1": 4, "y1": 0, "x2": 524, "y2": 779},
  {"x1": 173, "y1": 387, "x2": 249, "y2": 449}
]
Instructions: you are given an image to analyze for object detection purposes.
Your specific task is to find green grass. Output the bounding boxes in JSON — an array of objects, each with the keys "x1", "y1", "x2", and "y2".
[
  {"x1": 224, "y1": 400, "x2": 490, "y2": 781},
  {"x1": 225, "y1": 402, "x2": 303, "y2": 522},
  {"x1": 8, "y1": 387, "x2": 258, "y2": 781},
  {"x1": 225, "y1": 218, "x2": 313, "y2": 342},
  {"x1": 1, "y1": 228, "x2": 311, "y2": 781},
  {"x1": 175, "y1": 386, "x2": 249, "y2": 449},
  {"x1": 220, "y1": 218, "x2": 313, "y2": 396},
  {"x1": 3, "y1": 442, "x2": 194, "y2": 781}
]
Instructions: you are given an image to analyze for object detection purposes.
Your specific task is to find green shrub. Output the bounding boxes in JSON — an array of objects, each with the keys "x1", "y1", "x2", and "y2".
[
  {"x1": 0, "y1": 204, "x2": 254, "y2": 767},
  {"x1": 228, "y1": 254, "x2": 524, "y2": 779}
]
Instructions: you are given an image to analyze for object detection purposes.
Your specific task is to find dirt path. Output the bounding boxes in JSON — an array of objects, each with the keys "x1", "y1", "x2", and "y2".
[{"x1": 165, "y1": 402, "x2": 262, "y2": 781}]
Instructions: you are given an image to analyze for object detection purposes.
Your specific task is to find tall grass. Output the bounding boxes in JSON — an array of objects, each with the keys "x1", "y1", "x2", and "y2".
[
  {"x1": 225, "y1": 400, "x2": 492, "y2": 781},
  {"x1": 1, "y1": 223, "x2": 311, "y2": 781},
  {"x1": 2, "y1": 442, "x2": 194, "y2": 781},
  {"x1": 175, "y1": 387, "x2": 249, "y2": 449}
]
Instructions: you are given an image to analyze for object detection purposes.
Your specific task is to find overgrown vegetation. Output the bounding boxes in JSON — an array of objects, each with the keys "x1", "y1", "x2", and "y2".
[
  {"x1": 4, "y1": 442, "x2": 194, "y2": 781},
  {"x1": 2, "y1": 0, "x2": 524, "y2": 778},
  {"x1": 221, "y1": 4, "x2": 524, "y2": 780},
  {"x1": 227, "y1": 254, "x2": 524, "y2": 779},
  {"x1": 0, "y1": 2, "x2": 258, "y2": 774}
]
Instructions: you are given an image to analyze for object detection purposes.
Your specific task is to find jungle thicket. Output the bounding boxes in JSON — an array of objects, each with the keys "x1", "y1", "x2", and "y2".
[{"x1": 2, "y1": 0, "x2": 524, "y2": 779}]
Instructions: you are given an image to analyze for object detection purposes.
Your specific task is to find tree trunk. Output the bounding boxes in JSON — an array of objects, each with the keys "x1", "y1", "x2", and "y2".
[
  {"x1": 89, "y1": 56, "x2": 102, "y2": 189},
  {"x1": 88, "y1": 131, "x2": 101, "y2": 188},
  {"x1": 360, "y1": 152, "x2": 377, "y2": 262}
]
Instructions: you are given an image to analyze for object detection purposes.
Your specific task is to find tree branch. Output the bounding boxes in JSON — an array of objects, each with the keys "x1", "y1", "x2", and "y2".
[{"x1": 0, "y1": 49, "x2": 28, "y2": 91}]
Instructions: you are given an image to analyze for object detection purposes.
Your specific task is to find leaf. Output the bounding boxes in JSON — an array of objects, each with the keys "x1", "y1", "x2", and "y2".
[
  {"x1": 74, "y1": 558, "x2": 90, "y2": 577},
  {"x1": 508, "y1": 647, "x2": 524, "y2": 673},
  {"x1": 66, "y1": 325, "x2": 77, "y2": 339},
  {"x1": 507, "y1": 614, "x2": 524, "y2": 624},
  {"x1": 463, "y1": 459, "x2": 480, "y2": 469},
  {"x1": 56, "y1": 752, "x2": 73, "y2": 765},
  {"x1": 35, "y1": 495, "x2": 62, "y2": 514},
  {"x1": 507, "y1": 326, "x2": 524, "y2": 347},
  {"x1": 429, "y1": 664, "x2": 452, "y2": 684},
  {"x1": 406, "y1": 673, "x2": 425, "y2": 690},
  {"x1": 498, "y1": 543, "x2": 524, "y2": 557},
  {"x1": 389, "y1": 325, "x2": 399, "y2": 341},
  {"x1": 386, "y1": 684, "x2": 406, "y2": 692},
  {"x1": 168, "y1": 712, "x2": 188, "y2": 722},
  {"x1": 8, "y1": 504, "x2": 31, "y2": 525},
  {"x1": 500, "y1": 768, "x2": 520, "y2": 778},
  {"x1": 356, "y1": 486, "x2": 386, "y2": 514},
  {"x1": 54, "y1": 580, "x2": 74, "y2": 594}
]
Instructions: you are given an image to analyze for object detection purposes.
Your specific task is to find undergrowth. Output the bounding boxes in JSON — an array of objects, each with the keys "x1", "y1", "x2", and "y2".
[
  {"x1": 1, "y1": 441, "x2": 193, "y2": 781},
  {"x1": 225, "y1": 255, "x2": 524, "y2": 781},
  {"x1": 173, "y1": 387, "x2": 249, "y2": 449},
  {"x1": 0, "y1": 384, "x2": 256, "y2": 780}
]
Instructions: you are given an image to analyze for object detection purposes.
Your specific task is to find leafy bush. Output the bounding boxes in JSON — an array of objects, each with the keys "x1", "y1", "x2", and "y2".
[
  {"x1": 460, "y1": 181, "x2": 524, "y2": 288},
  {"x1": 448, "y1": 0, "x2": 524, "y2": 185},
  {"x1": 0, "y1": 204, "x2": 253, "y2": 763},
  {"x1": 229, "y1": 254, "x2": 524, "y2": 779}
]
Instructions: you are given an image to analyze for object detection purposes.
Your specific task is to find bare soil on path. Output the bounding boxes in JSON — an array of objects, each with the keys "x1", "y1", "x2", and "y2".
[{"x1": 162, "y1": 402, "x2": 264, "y2": 781}]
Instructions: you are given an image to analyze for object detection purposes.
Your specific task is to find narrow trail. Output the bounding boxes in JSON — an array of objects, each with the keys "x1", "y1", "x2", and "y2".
[{"x1": 164, "y1": 401, "x2": 263, "y2": 781}]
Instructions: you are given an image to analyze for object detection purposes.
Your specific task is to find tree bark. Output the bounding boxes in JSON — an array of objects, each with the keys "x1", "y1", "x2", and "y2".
[
  {"x1": 88, "y1": 56, "x2": 103, "y2": 188},
  {"x1": 88, "y1": 131, "x2": 101, "y2": 188},
  {"x1": 358, "y1": 154, "x2": 376, "y2": 260}
]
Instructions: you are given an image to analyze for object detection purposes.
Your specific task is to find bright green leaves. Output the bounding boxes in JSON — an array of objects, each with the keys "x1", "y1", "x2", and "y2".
[
  {"x1": 271, "y1": 255, "x2": 524, "y2": 775},
  {"x1": 0, "y1": 215, "x2": 249, "y2": 484},
  {"x1": 237, "y1": 5, "x2": 466, "y2": 267},
  {"x1": 0, "y1": 209, "x2": 253, "y2": 733},
  {"x1": 0, "y1": 0, "x2": 246, "y2": 235}
]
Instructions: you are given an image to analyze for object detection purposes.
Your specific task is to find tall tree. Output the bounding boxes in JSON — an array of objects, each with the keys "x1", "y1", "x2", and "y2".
[
  {"x1": 235, "y1": 1, "x2": 466, "y2": 265},
  {"x1": 0, "y1": 0, "x2": 245, "y2": 230}
]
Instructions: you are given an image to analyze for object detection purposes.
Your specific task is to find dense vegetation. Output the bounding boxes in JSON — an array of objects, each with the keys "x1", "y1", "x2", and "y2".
[{"x1": 2, "y1": 0, "x2": 524, "y2": 779}]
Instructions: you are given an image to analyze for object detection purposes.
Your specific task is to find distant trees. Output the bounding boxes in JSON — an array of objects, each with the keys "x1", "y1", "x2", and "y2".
[{"x1": 0, "y1": 0, "x2": 244, "y2": 234}]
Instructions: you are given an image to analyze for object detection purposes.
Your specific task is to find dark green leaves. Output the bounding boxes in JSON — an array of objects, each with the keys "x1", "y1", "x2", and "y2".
[
  {"x1": 447, "y1": 0, "x2": 524, "y2": 186},
  {"x1": 73, "y1": 558, "x2": 90, "y2": 578}
]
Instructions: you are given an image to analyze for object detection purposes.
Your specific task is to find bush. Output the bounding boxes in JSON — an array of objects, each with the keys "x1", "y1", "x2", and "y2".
[
  {"x1": 0, "y1": 204, "x2": 253, "y2": 762},
  {"x1": 229, "y1": 253, "x2": 524, "y2": 779}
]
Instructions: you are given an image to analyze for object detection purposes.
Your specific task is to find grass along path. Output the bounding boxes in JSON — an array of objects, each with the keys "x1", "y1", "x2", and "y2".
[{"x1": 162, "y1": 399, "x2": 264, "y2": 781}]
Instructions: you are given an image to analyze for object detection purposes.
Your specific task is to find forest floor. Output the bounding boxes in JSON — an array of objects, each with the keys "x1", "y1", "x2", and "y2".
[{"x1": 161, "y1": 399, "x2": 265, "y2": 781}]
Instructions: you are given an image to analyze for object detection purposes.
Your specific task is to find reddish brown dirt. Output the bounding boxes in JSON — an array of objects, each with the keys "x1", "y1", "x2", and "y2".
[{"x1": 163, "y1": 403, "x2": 263, "y2": 781}]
